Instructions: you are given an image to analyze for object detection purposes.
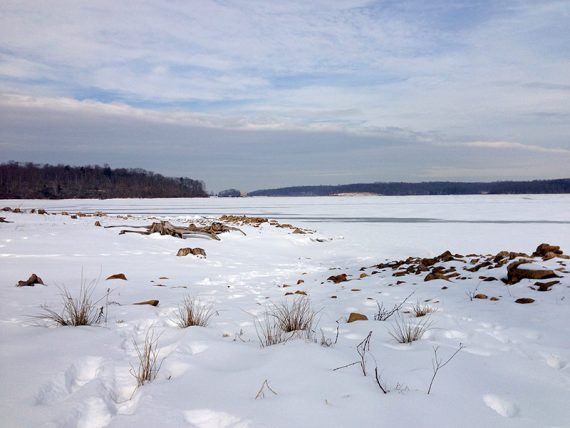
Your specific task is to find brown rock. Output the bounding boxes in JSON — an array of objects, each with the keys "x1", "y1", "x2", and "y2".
[
  {"x1": 490, "y1": 297, "x2": 500, "y2": 301},
  {"x1": 393, "y1": 271, "x2": 407, "y2": 277},
  {"x1": 176, "y1": 247, "x2": 206, "y2": 258},
  {"x1": 506, "y1": 260, "x2": 558, "y2": 284},
  {"x1": 94, "y1": 221, "x2": 102, "y2": 227},
  {"x1": 359, "y1": 273, "x2": 368, "y2": 279},
  {"x1": 534, "y1": 280, "x2": 559, "y2": 291},
  {"x1": 37, "y1": 209, "x2": 47, "y2": 215},
  {"x1": 106, "y1": 273, "x2": 127, "y2": 280},
  {"x1": 493, "y1": 251, "x2": 510, "y2": 262},
  {"x1": 533, "y1": 243, "x2": 563, "y2": 258},
  {"x1": 473, "y1": 293, "x2": 488, "y2": 299},
  {"x1": 347, "y1": 312, "x2": 368, "y2": 323},
  {"x1": 17, "y1": 274, "x2": 44, "y2": 287},
  {"x1": 438, "y1": 250, "x2": 454, "y2": 262},
  {"x1": 133, "y1": 299, "x2": 159, "y2": 306},
  {"x1": 420, "y1": 257, "x2": 437, "y2": 267},
  {"x1": 327, "y1": 273, "x2": 348, "y2": 284},
  {"x1": 297, "y1": 279, "x2": 305, "y2": 284},
  {"x1": 515, "y1": 298, "x2": 535, "y2": 304},
  {"x1": 294, "y1": 290, "x2": 307, "y2": 295}
]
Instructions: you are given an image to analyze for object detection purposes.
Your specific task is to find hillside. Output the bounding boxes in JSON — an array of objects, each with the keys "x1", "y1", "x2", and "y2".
[
  {"x1": 0, "y1": 162, "x2": 208, "y2": 199},
  {"x1": 249, "y1": 179, "x2": 570, "y2": 196}
]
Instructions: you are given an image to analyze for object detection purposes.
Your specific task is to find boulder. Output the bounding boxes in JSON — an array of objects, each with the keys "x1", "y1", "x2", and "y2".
[
  {"x1": 534, "y1": 280, "x2": 559, "y2": 291},
  {"x1": 106, "y1": 273, "x2": 127, "y2": 280},
  {"x1": 133, "y1": 299, "x2": 159, "y2": 306},
  {"x1": 176, "y1": 247, "x2": 206, "y2": 258},
  {"x1": 327, "y1": 274, "x2": 348, "y2": 284},
  {"x1": 506, "y1": 261, "x2": 558, "y2": 284},
  {"x1": 515, "y1": 298, "x2": 535, "y2": 304},
  {"x1": 347, "y1": 312, "x2": 368, "y2": 323},
  {"x1": 473, "y1": 293, "x2": 488, "y2": 299},
  {"x1": 533, "y1": 243, "x2": 563, "y2": 258},
  {"x1": 17, "y1": 274, "x2": 44, "y2": 287}
]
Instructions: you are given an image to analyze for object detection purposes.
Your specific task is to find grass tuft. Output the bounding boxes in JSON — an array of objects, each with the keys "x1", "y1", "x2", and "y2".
[{"x1": 174, "y1": 296, "x2": 215, "y2": 328}]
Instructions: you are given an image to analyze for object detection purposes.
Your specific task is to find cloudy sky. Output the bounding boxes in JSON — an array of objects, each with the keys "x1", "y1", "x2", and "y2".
[{"x1": 1, "y1": 0, "x2": 569, "y2": 192}]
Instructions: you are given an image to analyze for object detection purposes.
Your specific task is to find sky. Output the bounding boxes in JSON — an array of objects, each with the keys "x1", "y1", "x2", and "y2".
[{"x1": 0, "y1": 0, "x2": 569, "y2": 192}]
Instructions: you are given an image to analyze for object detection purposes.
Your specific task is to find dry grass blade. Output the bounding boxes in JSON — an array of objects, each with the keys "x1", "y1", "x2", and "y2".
[
  {"x1": 40, "y1": 282, "x2": 104, "y2": 326},
  {"x1": 254, "y1": 312, "x2": 289, "y2": 348},
  {"x1": 174, "y1": 296, "x2": 215, "y2": 328},
  {"x1": 130, "y1": 328, "x2": 163, "y2": 387},
  {"x1": 388, "y1": 313, "x2": 433, "y2": 344}
]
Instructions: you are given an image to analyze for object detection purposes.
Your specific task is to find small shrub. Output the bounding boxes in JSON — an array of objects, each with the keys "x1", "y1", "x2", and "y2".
[
  {"x1": 130, "y1": 328, "x2": 163, "y2": 387},
  {"x1": 40, "y1": 283, "x2": 104, "y2": 326},
  {"x1": 174, "y1": 296, "x2": 215, "y2": 328},
  {"x1": 388, "y1": 314, "x2": 432, "y2": 344}
]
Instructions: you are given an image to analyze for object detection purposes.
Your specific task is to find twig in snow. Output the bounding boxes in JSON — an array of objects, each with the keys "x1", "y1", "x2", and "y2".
[
  {"x1": 255, "y1": 379, "x2": 277, "y2": 399},
  {"x1": 427, "y1": 343, "x2": 465, "y2": 395}
]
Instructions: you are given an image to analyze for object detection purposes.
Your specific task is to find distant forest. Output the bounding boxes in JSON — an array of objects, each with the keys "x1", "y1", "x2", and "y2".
[
  {"x1": 0, "y1": 162, "x2": 208, "y2": 199},
  {"x1": 249, "y1": 179, "x2": 570, "y2": 197}
]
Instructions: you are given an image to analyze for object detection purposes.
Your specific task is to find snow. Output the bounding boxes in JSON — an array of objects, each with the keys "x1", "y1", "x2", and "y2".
[{"x1": 1, "y1": 195, "x2": 570, "y2": 428}]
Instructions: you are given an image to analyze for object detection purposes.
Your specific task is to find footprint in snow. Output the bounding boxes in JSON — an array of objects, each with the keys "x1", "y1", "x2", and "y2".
[
  {"x1": 546, "y1": 354, "x2": 567, "y2": 369},
  {"x1": 483, "y1": 394, "x2": 519, "y2": 418}
]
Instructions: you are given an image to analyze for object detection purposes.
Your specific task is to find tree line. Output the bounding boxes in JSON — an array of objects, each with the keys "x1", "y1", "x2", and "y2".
[
  {"x1": 248, "y1": 179, "x2": 570, "y2": 196},
  {"x1": 0, "y1": 162, "x2": 208, "y2": 199}
]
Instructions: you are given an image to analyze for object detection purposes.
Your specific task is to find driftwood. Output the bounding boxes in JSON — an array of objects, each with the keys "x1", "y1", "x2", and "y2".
[{"x1": 105, "y1": 220, "x2": 245, "y2": 240}]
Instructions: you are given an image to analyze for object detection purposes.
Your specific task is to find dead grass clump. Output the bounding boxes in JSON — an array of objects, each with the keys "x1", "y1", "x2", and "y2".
[
  {"x1": 272, "y1": 296, "x2": 316, "y2": 333},
  {"x1": 174, "y1": 296, "x2": 215, "y2": 328},
  {"x1": 130, "y1": 328, "x2": 163, "y2": 387},
  {"x1": 388, "y1": 314, "x2": 432, "y2": 344},
  {"x1": 40, "y1": 283, "x2": 104, "y2": 326},
  {"x1": 410, "y1": 302, "x2": 437, "y2": 317}
]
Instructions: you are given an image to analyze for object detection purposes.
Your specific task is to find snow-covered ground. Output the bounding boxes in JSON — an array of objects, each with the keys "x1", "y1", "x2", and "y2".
[{"x1": 1, "y1": 195, "x2": 569, "y2": 428}]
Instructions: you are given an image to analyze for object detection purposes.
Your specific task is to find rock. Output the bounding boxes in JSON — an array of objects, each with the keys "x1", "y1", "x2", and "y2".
[
  {"x1": 327, "y1": 273, "x2": 348, "y2": 284},
  {"x1": 297, "y1": 279, "x2": 305, "y2": 284},
  {"x1": 0, "y1": 217, "x2": 12, "y2": 223},
  {"x1": 490, "y1": 297, "x2": 500, "y2": 301},
  {"x1": 473, "y1": 293, "x2": 488, "y2": 299},
  {"x1": 70, "y1": 215, "x2": 78, "y2": 219},
  {"x1": 438, "y1": 250, "x2": 454, "y2": 262},
  {"x1": 359, "y1": 273, "x2": 368, "y2": 279},
  {"x1": 133, "y1": 299, "x2": 159, "y2": 306},
  {"x1": 176, "y1": 247, "x2": 206, "y2": 258},
  {"x1": 106, "y1": 273, "x2": 127, "y2": 280},
  {"x1": 330, "y1": 295, "x2": 337, "y2": 299},
  {"x1": 294, "y1": 290, "x2": 307, "y2": 295},
  {"x1": 493, "y1": 251, "x2": 510, "y2": 262},
  {"x1": 515, "y1": 298, "x2": 535, "y2": 304},
  {"x1": 534, "y1": 280, "x2": 559, "y2": 291},
  {"x1": 506, "y1": 260, "x2": 558, "y2": 284},
  {"x1": 393, "y1": 271, "x2": 407, "y2": 277},
  {"x1": 17, "y1": 274, "x2": 44, "y2": 287},
  {"x1": 533, "y1": 243, "x2": 563, "y2": 258},
  {"x1": 292, "y1": 228, "x2": 305, "y2": 234},
  {"x1": 37, "y1": 209, "x2": 47, "y2": 215},
  {"x1": 94, "y1": 221, "x2": 102, "y2": 227},
  {"x1": 420, "y1": 257, "x2": 437, "y2": 267},
  {"x1": 347, "y1": 312, "x2": 368, "y2": 323}
]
